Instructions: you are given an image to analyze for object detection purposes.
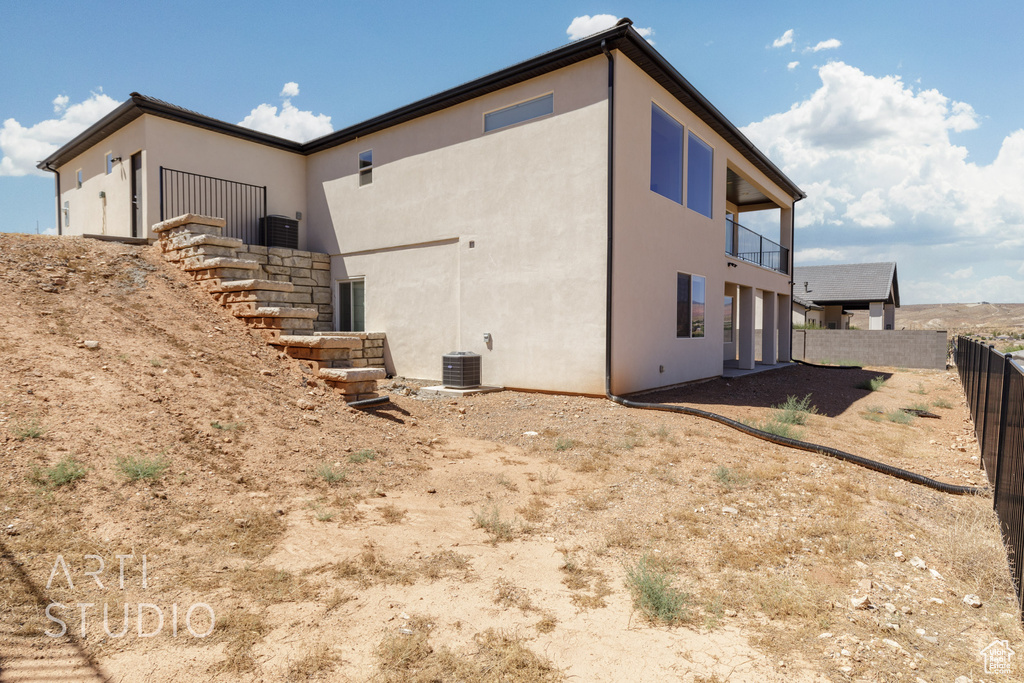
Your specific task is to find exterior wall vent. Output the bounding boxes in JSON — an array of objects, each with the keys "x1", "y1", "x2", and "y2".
[
  {"x1": 260, "y1": 214, "x2": 299, "y2": 249},
  {"x1": 442, "y1": 351, "x2": 481, "y2": 388}
]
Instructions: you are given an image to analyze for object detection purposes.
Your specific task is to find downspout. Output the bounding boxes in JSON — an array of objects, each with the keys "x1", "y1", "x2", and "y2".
[
  {"x1": 601, "y1": 40, "x2": 615, "y2": 397},
  {"x1": 599, "y1": 38, "x2": 977, "y2": 495},
  {"x1": 42, "y1": 162, "x2": 61, "y2": 235}
]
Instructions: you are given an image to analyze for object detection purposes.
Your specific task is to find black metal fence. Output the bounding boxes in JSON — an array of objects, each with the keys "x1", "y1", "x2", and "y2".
[
  {"x1": 725, "y1": 219, "x2": 789, "y2": 274},
  {"x1": 159, "y1": 167, "x2": 267, "y2": 245},
  {"x1": 956, "y1": 336, "x2": 1024, "y2": 612}
]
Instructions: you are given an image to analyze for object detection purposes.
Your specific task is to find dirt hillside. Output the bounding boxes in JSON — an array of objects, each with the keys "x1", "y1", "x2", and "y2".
[{"x1": 1, "y1": 233, "x2": 1021, "y2": 682}]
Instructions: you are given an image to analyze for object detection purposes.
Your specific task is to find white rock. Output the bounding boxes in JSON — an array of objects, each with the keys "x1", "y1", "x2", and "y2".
[
  {"x1": 523, "y1": 431, "x2": 539, "y2": 436},
  {"x1": 850, "y1": 595, "x2": 873, "y2": 610},
  {"x1": 818, "y1": 632, "x2": 833, "y2": 639},
  {"x1": 916, "y1": 628, "x2": 926, "y2": 635},
  {"x1": 929, "y1": 568, "x2": 944, "y2": 580},
  {"x1": 884, "y1": 603, "x2": 897, "y2": 613},
  {"x1": 724, "y1": 609, "x2": 737, "y2": 617},
  {"x1": 894, "y1": 550, "x2": 906, "y2": 562},
  {"x1": 84, "y1": 340, "x2": 100, "y2": 349},
  {"x1": 909, "y1": 556, "x2": 927, "y2": 570},
  {"x1": 962, "y1": 594, "x2": 982, "y2": 608},
  {"x1": 928, "y1": 597, "x2": 944, "y2": 605},
  {"x1": 954, "y1": 676, "x2": 972, "y2": 683},
  {"x1": 722, "y1": 506, "x2": 739, "y2": 514}
]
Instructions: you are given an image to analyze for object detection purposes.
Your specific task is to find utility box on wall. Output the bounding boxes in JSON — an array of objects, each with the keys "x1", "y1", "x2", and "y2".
[
  {"x1": 442, "y1": 351, "x2": 481, "y2": 388},
  {"x1": 260, "y1": 214, "x2": 299, "y2": 249}
]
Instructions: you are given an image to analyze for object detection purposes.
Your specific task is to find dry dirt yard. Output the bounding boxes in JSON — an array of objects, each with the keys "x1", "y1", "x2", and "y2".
[{"x1": 0, "y1": 233, "x2": 1021, "y2": 682}]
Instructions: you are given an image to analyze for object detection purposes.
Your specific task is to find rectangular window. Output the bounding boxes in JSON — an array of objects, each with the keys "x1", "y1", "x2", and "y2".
[
  {"x1": 687, "y1": 132, "x2": 713, "y2": 218},
  {"x1": 338, "y1": 279, "x2": 365, "y2": 331},
  {"x1": 106, "y1": 153, "x2": 113, "y2": 174},
  {"x1": 676, "y1": 273, "x2": 706, "y2": 338},
  {"x1": 484, "y1": 93, "x2": 553, "y2": 132},
  {"x1": 650, "y1": 104, "x2": 683, "y2": 203},
  {"x1": 358, "y1": 150, "x2": 373, "y2": 186},
  {"x1": 63, "y1": 201, "x2": 70, "y2": 227},
  {"x1": 723, "y1": 295, "x2": 734, "y2": 342},
  {"x1": 76, "y1": 170, "x2": 82, "y2": 189}
]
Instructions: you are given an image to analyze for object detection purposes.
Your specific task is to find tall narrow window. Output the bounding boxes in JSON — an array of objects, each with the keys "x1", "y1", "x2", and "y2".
[
  {"x1": 63, "y1": 201, "x2": 70, "y2": 228},
  {"x1": 76, "y1": 170, "x2": 82, "y2": 189},
  {"x1": 723, "y1": 296, "x2": 734, "y2": 342},
  {"x1": 687, "y1": 132, "x2": 713, "y2": 218},
  {"x1": 651, "y1": 104, "x2": 683, "y2": 203},
  {"x1": 358, "y1": 150, "x2": 373, "y2": 186},
  {"x1": 676, "y1": 273, "x2": 706, "y2": 338},
  {"x1": 338, "y1": 279, "x2": 365, "y2": 331},
  {"x1": 106, "y1": 153, "x2": 114, "y2": 174},
  {"x1": 484, "y1": 93, "x2": 553, "y2": 132}
]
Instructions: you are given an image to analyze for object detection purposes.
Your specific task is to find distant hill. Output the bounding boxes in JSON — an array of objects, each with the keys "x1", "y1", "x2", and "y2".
[{"x1": 850, "y1": 303, "x2": 1024, "y2": 340}]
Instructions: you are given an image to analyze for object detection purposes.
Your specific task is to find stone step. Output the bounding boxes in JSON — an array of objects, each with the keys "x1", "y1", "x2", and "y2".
[
  {"x1": 243, "y1": 317, "x2": 315, "y2": 332},
  {"x1": 153, "y1": 213, "x2": 226, "y2": 234},
  {"x1": 166, "y1": 244, "x2": 240, "y2": 262},
  {"x1": 216, "y1": 290, "x2": 311, "y2": 309},
  {"x1": 188, "y1": 267, "x2": 263, "y2": 282},
  {"x1": 319, "y1": 368, "x2": 386, "y2": 382},
  {"x1": 269, "y1": 335, "x2": 361, "y2": 349},
  {"x1": 233, "y1": 306, "x2": 318, "y2": 320},
  {"x1": 182, "y1": 257, "x2": 259, "y2": 273},
  {"x1": 206, "y1": 278, "x2": 295, "y2": 294},
  {"x1": 166, "y1": 233, "x2": 244, "y2": 251}
]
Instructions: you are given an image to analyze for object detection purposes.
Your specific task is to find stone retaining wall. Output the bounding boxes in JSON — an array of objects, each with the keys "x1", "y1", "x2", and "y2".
[
  {"x1": 792, "y1": 329, "x2": 948, "y2": 369},
  {"x1": 233, "y1": 245, "x2": 332, "y2": 331},
  {"x1": 318, "y1": 332, "x2": 386, "y2": 369}
]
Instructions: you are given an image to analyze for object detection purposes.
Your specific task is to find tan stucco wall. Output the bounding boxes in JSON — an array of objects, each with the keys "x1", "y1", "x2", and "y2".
[
  {"x1": 609, "y1": 56, "x2": 794, "y2": 394},
  {"x1": 56, "y1": 118, "x2": 148, "y2": 238},
  {"x1": 309, "y1": 57, "x2": 610, "y2": 393},
  {"x1": 56, "y1": 116, "x2": 308, "y2": 246}
]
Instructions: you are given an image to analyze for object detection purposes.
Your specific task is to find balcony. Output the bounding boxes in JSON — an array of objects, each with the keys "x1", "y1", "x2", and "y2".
[{"x1": 726, "y1": 218, "x2": 789, "y2": 274}]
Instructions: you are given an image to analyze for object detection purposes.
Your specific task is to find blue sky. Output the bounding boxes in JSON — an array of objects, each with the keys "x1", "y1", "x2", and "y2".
[{"x1": 2, "y1": 1, "x2": 1021, "y2": 304}]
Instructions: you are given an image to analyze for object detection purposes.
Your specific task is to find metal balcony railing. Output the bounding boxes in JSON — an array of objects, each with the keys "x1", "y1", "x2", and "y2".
[{"x1": 726, "y1": 218, "x2": 789, "y2": 274}]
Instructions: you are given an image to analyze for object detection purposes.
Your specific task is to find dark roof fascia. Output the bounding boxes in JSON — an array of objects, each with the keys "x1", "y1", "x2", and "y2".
[
  {"x1": 38, "y1": 93, "x2": 303, "y2": 170},
  {"x1": 300, "y1": 25, "x2": 630, "y2": 155}
]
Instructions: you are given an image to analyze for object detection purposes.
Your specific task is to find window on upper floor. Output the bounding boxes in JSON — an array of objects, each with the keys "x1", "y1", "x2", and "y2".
[
  {"x1": 677, "y1": 272, "x2": 706, "y2": 338},
  {"x1": 359, "y1": 150, "x2": 373, "y2": 186},
  {"x1": 106, "y1": 152, "x2": 114, "y2": 174},
  {"x1": 76, "y1": 170, "x2": 82, "y2": 189},
  {"x1": 484, "y1": 93, "x2": 553, "y2": 133},
  {"x1": 687, "y1": 132, "x2": 713, "y2": 218},
  {"x1": 650, "y1": 104, "x2": 683, "y2": 204},
  {"x1": 63, "y1": 201, "x2": 70, "y2": 228}
]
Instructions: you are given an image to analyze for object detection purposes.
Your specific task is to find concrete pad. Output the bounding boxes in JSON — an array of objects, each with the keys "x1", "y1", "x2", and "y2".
[{"x1": 417, "y1": 385, "x2": 503, "y2": 397}]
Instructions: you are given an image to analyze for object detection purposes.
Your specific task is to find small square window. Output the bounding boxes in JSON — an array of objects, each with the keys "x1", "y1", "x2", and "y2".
[
  {"x1": 358, "y1": 150, "x2": 373, "y2": 186},
  {"x1": 76, "y1": 170, "x2": 82, "y2": 189}
]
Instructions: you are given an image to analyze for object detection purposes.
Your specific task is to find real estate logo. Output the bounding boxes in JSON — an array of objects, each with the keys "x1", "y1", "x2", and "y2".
[
  {"x1": 981, "y1": 639, "x2": 1015, "y2": 675},
  {"x1": 42, "y1": 554, "x2": 214, "y2": 638}
]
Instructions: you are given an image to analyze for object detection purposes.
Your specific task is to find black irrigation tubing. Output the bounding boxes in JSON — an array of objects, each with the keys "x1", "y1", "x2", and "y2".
[
  {"x1": 794, "y1": 359, "x2": 863, "y2": 370},
  {"x1": 608, "y1": 394, "x2": 987, "y2": 497},
  {"x1": 348, "y1": 396, "x2": 391, "y2": 409}
]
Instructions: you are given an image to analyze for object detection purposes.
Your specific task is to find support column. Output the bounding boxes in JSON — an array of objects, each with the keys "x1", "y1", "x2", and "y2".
[
  {"x1": 762, "y1": 290, "x2": 777, "y2": 364},
  {"x1": 777, "y1": 292, "x2": 791, "y2": 362},
  {"x1": 738, "y1": 285, "x2": 755, "y2": 370},
  {"x1": 869, "y1": 301, "x2": 884, "y2": 330}
]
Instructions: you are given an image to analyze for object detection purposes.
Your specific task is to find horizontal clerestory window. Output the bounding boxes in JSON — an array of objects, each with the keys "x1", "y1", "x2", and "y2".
[
  {"x1": 484, "y1": 93, "x2": 553, "y2": 132},
  {"x1": 676, "y1": 272, "x2": 706, "y2": 338}
]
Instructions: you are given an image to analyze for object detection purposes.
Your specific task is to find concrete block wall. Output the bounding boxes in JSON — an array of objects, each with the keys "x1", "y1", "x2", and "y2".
[
  {"x1": 792, "y1": 330, "x2": 947, "y2": 369},
  {"x1": 326, "y1": 332, "x2": 386, "y2": 369},
  {"x1": 233, "y1": 245, "x2": 332, "y2": 331}
]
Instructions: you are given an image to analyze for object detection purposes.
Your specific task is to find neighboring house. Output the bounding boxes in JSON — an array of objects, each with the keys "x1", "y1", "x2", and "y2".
[
  {"x1": 792, "y1": 294, "x2": 824, "y2": 328},
  {"x1": 38, "y1": 19, "x2": 804, "y2": 395},
  {"x1": 792, "y1": 262, "x2": 899, "y2": 330}
]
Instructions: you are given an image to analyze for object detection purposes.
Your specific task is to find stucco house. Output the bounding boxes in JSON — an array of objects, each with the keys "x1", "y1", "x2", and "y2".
[
  {"x1": 38, "y1": 19, "x2": 804, "y2": 396},
  {"x1": 792, "y1": 263, "x2": 899, "y2": 330}
]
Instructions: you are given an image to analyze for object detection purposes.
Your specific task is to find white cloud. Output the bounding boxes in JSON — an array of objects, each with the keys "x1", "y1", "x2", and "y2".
[
  {"x1": 772, "y1": 29, "x2": 794, "y2": 48},
  {"x1": 566, "y1": 15, "x2": 653, "y2": 43},
  {"x1": 795, "y1": 247, "x2": 844, "y2": 262},
  {"x1": 0, "y1": 91, "x2": 119, "y2": 177},
  {"x1": 787, "y1": 61, "x2": 800, "y2": 71},
  {"x1": 238, "y1": 84, "x2": 332, "y2": 142},
  {"x1": 808, "y1": 38, "x2": 842, "y2": 52},
  {"x1": 742, "y1": 60, "x2": 1024, "y2": 304}
]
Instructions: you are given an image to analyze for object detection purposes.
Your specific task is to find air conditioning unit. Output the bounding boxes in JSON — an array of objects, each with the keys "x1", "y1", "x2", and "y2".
[
  {"x1": 442, "y1": 351, "x2": 481, "y2": 389},
  {"x1": 260, "y1": 214, "x2": 299, "y2": 249}
]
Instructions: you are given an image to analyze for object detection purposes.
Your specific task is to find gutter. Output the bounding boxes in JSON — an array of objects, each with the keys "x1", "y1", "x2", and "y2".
[{"x1": 42, "y1": 162, "x2": 60, "y2": 236}]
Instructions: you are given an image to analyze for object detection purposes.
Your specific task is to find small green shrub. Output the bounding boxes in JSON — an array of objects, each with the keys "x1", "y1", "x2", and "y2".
[
  {"x1": 348, "y1": 449, "x2": 377, "y2": 463},
  {"x1": 712, "y1": 465, "x2": 749, "y2": 489},
  {"x1": 553, "y1": 437, "x2": 575, "y2": 452},
  {"x1": 625, "y1": 555, "x2": 691, "y2": 625},
  {"x1": 472, "y1": 505, "x2": 516, "y2": 542},
  {"x1": 13, "y1": 420, "x2": 45, "y2": 441},
  {"x1": 910, "y1": 382, "x2": 928, "y2": 395},
  {"x1": 932, "y1": 397, "x2": 954, "y2": 409},
  {"x1": 772, "y1": 394, "x2": 817, "y2": 426},
  {"x1": 115, "y1": 454, "x2": 169, "y2": 481},
  {"x1": 149, "y1": 358, "x2": 163, "y2": 367},
  {"x1": 887, "y1": 410, "x2": 915, "y2": 425},
  {"x1": 30, "y1": 456, "x2": 87, "y2": 488},
  {"x1": 856, "y1": 376, "x2": 887, "y2": 391},
  {"x1": 211, "y1": 421, "x2": 243, "y2": 431},
  {"x1": 315, "y1": 463, "x2": 346, "y2": 484},
  {"x1": 618, "y1": 434, "x2": 643, "y2": 450}
]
